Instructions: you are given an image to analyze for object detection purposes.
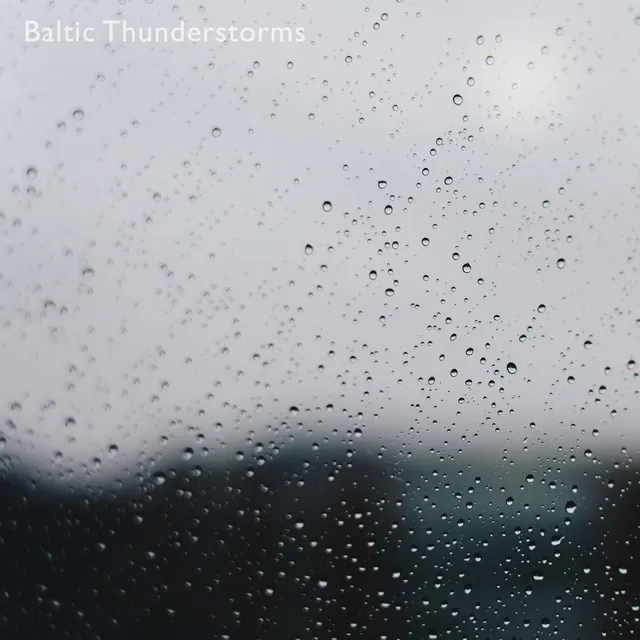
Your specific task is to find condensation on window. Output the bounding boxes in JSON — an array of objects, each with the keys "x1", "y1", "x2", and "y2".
[{"x1": 0, "y1": 1, "x2": 638, "y2": 638}]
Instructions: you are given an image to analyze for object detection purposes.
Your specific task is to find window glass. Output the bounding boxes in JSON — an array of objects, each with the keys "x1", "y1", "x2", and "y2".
[{"x1": 1, "y1": 1, "x2": 638, "y2": 638}]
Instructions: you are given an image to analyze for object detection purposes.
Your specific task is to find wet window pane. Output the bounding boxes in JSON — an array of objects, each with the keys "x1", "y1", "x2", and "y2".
[{"x1": 1, "y1": 1, "x2": 639, "y2": 638}]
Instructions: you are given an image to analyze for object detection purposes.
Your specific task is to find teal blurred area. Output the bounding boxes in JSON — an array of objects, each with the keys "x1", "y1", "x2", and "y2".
[{"x1": 1, "y1": 442, "x2": 637, "y2": 639}]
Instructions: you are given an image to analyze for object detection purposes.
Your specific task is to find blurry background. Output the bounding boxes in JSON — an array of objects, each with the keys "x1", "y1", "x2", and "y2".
[{"x1": 0, "y1": 0, "x2": 638, "y2": 637}]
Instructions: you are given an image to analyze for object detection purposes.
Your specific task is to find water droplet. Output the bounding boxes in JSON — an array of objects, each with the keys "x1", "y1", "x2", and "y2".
[
  {"x1": 453, "y1": 94, "x2": 463, "y2": 105},
  {"x1": 72, "y1": 108, "x2": 85, "y2": 121},
  {"x1": 476, "y1": 35, "x2": 484, "y2": 45},
  {"x1": 506, "y1": 362, "x2": 517, "y2": 374},
  {"x1": 565, "y1": 501, "x2": 577, "y2": 514},
  {"x1": 444, "y1": 176, "x2": 453, "y2": 185},
  {"x1": 384, "y1": 205, "x2": 393, "y2": 215},
  {"x1": 369, "y1": 270, "x2": 377, "y2": 280},
  {"x1": 212, "y1": 127, "x2": 222, "y2": 137},
  {"x1": 304, "y1": 244, "x2": 314, "y2": 255},
  {"x1": 26, "y1": 166, "x2": 38, "y2": 180},
  {"x1": 322, "y1": 201, "x2": 332, "y2": 212},
  {"x1": 462, "y1": 263, "x2": 471, "y2": 273},
  {"x1": 289, "y1": 406, "x2": 299, "y2": 415},
  {"x1": 485, "y1": 55, "x2": 495, "y2": 65},
  {"x1": 421, "y1": 237, "x2": 430, "y2": 247},
  {"x1": 556, "y1": 258, "x2": 565, "y2": 269},
  {"x1": 385, "y1": 288, "x2": 395, "y2": 297},
  {"x1": 378, "y1": 180, "x2": 387, "y2": 189}
]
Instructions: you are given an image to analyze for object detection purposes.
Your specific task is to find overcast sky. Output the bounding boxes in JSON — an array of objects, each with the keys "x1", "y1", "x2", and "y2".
[{"x1": 0, "y1": 0, "x2": 638, "y2": 483}]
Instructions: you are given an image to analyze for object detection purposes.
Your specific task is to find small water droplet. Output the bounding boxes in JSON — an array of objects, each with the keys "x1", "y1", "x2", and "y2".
[
  {"x1": 506, "y1": 362, "x2": 517, "y2": 374},
  {"x1": 153, "y1": 472, "x2": 166, "y2": 486},
  {"x1": 182, "y1": 447, "x2": 194, "y2": 460},
  {"x1": 212, "y1": 127, "x2": 222, "y2": 137},
  {"x1": 453, "y1": 94, "x2": 463, "y2": 105}
]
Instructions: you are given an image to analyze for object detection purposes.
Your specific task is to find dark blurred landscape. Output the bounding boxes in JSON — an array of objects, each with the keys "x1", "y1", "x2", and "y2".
[{"x1": 0, "y1": 442, "x2": 638, "y2": 639}]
